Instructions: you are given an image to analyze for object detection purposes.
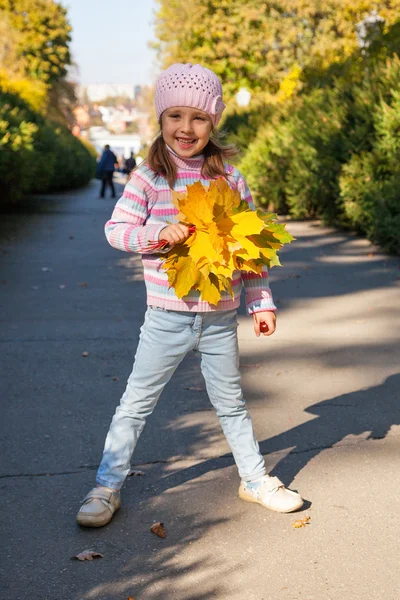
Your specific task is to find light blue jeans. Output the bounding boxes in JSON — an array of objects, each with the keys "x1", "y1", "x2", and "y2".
[{"x1": 96, "y1": 307, "x2": 266, "y2": 490}]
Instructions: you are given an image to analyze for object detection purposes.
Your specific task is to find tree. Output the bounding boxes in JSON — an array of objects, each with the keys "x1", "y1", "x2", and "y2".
[
  {"x1": 0, "y1": 0, "x2": 72, "y2": 85},
  {"x1": 153, "y1": 0, "x2": 400, "y2": 99}
]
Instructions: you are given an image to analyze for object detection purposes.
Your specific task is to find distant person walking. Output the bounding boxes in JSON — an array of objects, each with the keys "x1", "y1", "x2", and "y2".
[
  {"x1": 97, "y1": 145, "x2": 118, "y2": 198},
  {"x1": 124, "y1": 152, "x2": 137, "y2": 176}
]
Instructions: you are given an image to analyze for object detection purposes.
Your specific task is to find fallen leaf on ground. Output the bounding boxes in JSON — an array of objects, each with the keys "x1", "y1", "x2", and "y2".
[
  {"x1": 112, "y1": 376, "x2": 119, "y2": 381},
  {"x1": 151, "y1": 522, "x2": 166, "y2": 538},
  {"x1": 292, "y1": 516, "x2": 310, "y2": 528},
  {"x1": 128, "y1": 469, "x2": 145, "y2": 477},
  {"x1": 81, "y1": 351, "x2": 89, "y2": 357},
  {"x1": 59, "y1": 284, "x2": 66, "y2": 289},
  {"x1": 184, "y1": 386, "x2": 205, "y2": 391},
  {"x1": 78, "y1": 282, "x2": 88, "y2": 287},
  {"x1": 71, "y1": 550, "x2": 104, "y2": 561}
]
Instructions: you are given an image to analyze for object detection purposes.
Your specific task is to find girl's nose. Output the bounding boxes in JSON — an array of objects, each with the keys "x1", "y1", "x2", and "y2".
[{"x1": 180, "y1": 120, "x2": 194, "y2": 134}]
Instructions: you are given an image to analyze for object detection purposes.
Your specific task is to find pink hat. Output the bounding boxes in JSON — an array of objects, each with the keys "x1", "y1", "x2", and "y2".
[{"x1": 155, "y1": 63, "x2": 226, "y2": 126}]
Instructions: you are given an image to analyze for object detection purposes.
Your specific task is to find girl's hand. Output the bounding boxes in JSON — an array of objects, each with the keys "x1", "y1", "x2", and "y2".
[
  {"x1": 253, "y1": 311, "x2": 277, "y2": 337},
  {"x1": 159, "y1": 224, "x2": 190, "y2": 247}
]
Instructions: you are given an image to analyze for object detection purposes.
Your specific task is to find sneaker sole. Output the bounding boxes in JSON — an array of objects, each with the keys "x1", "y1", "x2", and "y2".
[{"x1": 238, "y1": 486, "x2": 304, "y2": 513}]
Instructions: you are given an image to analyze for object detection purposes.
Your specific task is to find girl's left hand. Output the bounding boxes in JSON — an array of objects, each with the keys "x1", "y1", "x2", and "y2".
[{"x1": 253, "y1": 311, "x2": 277, "y2": 337}]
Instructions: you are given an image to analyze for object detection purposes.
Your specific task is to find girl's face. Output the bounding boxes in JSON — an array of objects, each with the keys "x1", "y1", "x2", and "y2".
[{"x1": 161, "y1": 107, "x2": 213, "y2": 157}]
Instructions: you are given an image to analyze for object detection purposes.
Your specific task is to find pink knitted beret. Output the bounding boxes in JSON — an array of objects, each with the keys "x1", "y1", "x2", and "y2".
[{"x1": 155, "y1": 63, "x2": 226, "y2": 126}]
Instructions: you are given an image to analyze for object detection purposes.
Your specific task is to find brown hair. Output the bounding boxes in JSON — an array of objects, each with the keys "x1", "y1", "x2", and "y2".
[{"x1": 145, "y1": 130, "x2": 239, "y2": 188}]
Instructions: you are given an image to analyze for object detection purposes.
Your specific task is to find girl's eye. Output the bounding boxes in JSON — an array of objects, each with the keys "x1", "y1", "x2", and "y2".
[
  {"x1": 195, "y1": 116, "x2": 206, "y2": 121},
  {"x1": 169, "y1": 114, "x2": 180, "y2": 119}
]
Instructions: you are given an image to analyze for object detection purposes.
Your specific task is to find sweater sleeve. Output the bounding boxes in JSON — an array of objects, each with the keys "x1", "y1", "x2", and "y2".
[
  {"x1": 104, "y1": 171, "x2": 168, "y2": 254},
  {"x1": 237, "y1": 174, "x2": 277, "y2": 314}
]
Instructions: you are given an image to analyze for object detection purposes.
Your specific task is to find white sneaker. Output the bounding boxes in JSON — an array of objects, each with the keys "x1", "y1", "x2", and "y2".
[
  {"x1": 77, "y1": 486, "x2": 121, "y2": 527},
  {"x1": 239, "y1": 475, "x2": 304, "y2": 513}
]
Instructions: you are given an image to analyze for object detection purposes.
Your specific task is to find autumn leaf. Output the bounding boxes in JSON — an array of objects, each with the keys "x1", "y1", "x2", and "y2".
[
  {"x1": 184, "y1": 386, "x2": 205, "y2": 391},
  {"x1": 72, "y1": 550, "x2": 104, "y2": 561},
  {"x1": 150, "y1": 522, "x2": 166, "y2": 538},
  {"x1": 292, "y1": 516, "x2": 310, "y2": 529},
  {"x1": 162, "y1": 179, "x2": 294, "y2": 304},
  {"x1": 128, "y1": 469, "x2": 145, "y2": 477}
]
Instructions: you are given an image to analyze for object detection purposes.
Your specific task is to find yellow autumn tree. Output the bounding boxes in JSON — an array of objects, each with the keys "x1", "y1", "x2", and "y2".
[{"x1": 153, "y1": 0, "x2": 400, "y2": 99}]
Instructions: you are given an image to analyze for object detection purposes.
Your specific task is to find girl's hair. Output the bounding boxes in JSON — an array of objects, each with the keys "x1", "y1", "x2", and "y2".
[{"x1": 146, "y1": 129, "x2": 239, "y2": 188}]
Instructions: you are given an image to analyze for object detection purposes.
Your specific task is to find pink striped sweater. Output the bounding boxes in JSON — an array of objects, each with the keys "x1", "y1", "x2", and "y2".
[{"x1": 105, "y1": 147, "x2": 276, "y2": 314}]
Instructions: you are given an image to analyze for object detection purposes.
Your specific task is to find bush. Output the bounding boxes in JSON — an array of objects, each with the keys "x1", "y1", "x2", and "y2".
[
  {"x1": 237, "y1": 111, "x2": 292, "y2": 214},
  {"x1": 339, "y1": 80, "x2": 400, "y2": 253},
  {"x1": 0, "y1": 89, "x2": 96, "y2": 206},
  {"x1": 221, "y1": 105, "x2": 276, "y2": 158},
  {"x1": 239, "y1": 88, "x2": 349, "y2": 219}
]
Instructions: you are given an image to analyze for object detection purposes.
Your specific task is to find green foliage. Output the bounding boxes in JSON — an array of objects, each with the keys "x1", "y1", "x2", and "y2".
[
  {"x1": 0, "y1": 89, "x2": 96, "y2": 206},
  {"x1": 0, "y1": 0, "x2": 72, "y2": 86},
  {"x1": 240, "y1": 88, "x2": 351, "y2": 219},
  {"x1": 339, "y1": 74, "x2": 400, "y2": 253},
  {"x1": 0, "y1": 93, "x2": 39, "y2": 197},
  {"x1": 220, "y1": 105, "x2": 275, "y2": 157}
]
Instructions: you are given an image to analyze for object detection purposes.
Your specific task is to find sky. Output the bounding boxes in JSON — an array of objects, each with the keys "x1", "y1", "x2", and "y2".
[{"x1": 63, "y1": 0, "x2": 158, "y2": 86}]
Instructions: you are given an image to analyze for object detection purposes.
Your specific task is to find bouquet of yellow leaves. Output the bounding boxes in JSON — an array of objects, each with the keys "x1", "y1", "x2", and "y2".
[{"x1": 158, "y1": 179, "x2": 294, "y2": 305}]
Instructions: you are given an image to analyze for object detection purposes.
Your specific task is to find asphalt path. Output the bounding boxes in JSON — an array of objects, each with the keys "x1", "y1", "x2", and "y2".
[{"x1": 1, "y1": 175, "x2": 399, "y2": 600}]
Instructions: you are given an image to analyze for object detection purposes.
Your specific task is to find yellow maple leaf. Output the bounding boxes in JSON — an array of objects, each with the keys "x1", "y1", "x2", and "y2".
[
  {"x1": 172, "y1": 181, "x2": 214, "y2": 227},
  {"x1": 187, "y1": 229, "x2": 221, "y2": 264},
  {"x1": 197, "y1": 273, "x2": 222, "y2": 305},
  {"x1": 170, "y1": 255, "x2": 199, "y2": 297}
]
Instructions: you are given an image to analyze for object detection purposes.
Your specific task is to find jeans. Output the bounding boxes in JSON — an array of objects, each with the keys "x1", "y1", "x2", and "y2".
[{"x1": 96, "y1": 307, "x2": 266, "y2": 490}]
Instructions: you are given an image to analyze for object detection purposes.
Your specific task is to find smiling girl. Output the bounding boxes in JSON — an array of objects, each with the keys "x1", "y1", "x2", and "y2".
[{"x1": 77, "y1": 63, "x2": 303, "y2": 528}]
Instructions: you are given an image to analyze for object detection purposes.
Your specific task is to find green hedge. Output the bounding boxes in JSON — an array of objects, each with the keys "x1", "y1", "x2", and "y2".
[
  {"x1": 239, "y1": 88, "x2": 350, "y2": 220},
  {"x1": 0, "y1": 89, "x2": 96, "y2": 206},
  {"x1": 339, "y1": 82, "x2": 400, "y2": 254},
  {"x1": 239, "y1": 27, "x2": 400, "y2": 254}
]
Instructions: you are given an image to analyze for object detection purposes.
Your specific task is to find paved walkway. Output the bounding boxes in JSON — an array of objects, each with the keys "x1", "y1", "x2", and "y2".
[{"x1": 1, "y1": 177, "x2": 399, "y2": 600}]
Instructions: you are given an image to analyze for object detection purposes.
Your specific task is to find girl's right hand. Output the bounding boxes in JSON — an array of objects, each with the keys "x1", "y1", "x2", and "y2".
[{"x1": 159, "y1": 224, "x2": 190, "y2": 247}]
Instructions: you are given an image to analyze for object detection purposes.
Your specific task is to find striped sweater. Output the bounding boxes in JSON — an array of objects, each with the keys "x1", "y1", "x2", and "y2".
[{"x1": 105, "y1": 147, "x2": 276, "y2": 314}]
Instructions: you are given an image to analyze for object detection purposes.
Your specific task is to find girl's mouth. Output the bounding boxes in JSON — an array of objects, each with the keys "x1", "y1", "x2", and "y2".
[{"x1": 176, "y1": 138, "x2": 197, "y2": 148}]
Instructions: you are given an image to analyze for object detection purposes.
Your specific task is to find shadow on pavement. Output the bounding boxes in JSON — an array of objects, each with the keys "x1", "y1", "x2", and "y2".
[{"x1": 132, "y1": 372, "x2": 400, "y2": 496}]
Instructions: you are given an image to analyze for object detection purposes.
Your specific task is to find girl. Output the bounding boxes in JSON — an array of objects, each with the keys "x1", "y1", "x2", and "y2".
[{"x1": 77, "y1": 63, "x2": 303, "y2": 528}]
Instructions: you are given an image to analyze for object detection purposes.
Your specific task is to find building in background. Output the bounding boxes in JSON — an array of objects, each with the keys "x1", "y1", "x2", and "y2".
[
  {"x1": 76, "y1": 83, "x2": 140, "y2": 103},
  {"x1": 72, "y1": 84, "x2": 153, "y2": 161}
]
